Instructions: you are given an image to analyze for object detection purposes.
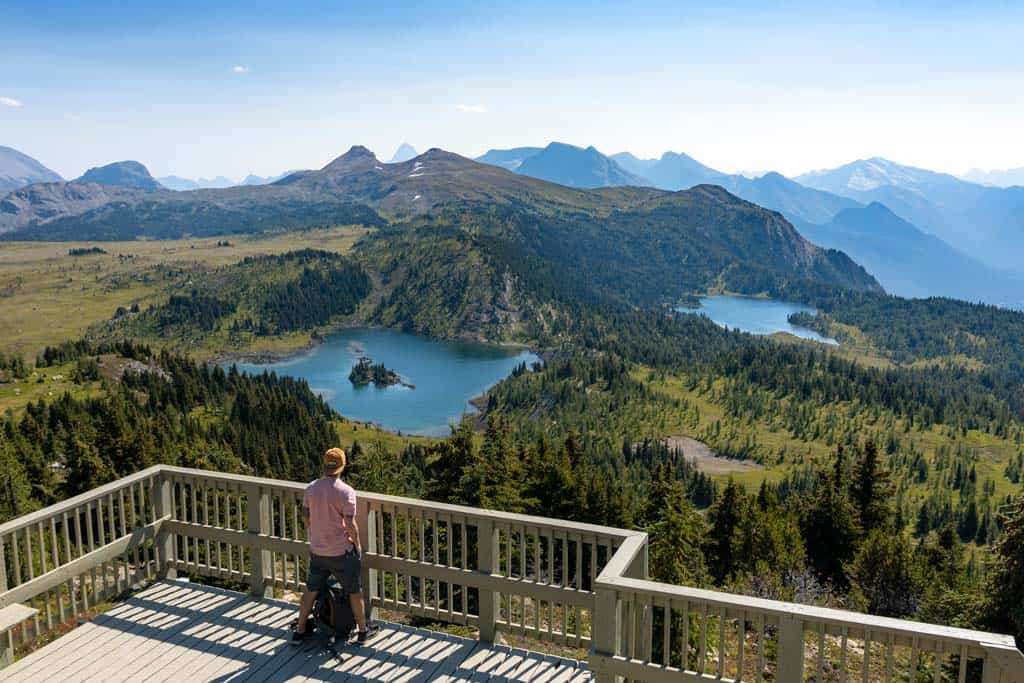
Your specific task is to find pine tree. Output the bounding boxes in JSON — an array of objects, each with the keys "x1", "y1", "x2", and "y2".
[
  {"x1": 985, "y1": 496, "x2": 1024, "y2": 645},
  {"x1": 848, "y1": 530, "x2": 919, "y2": 617},
  {"x1": 852, "y1": 440, "x2": 892, "y2": 533},
  {"x1": 801, "y1": 463, "x2": 860, "y2": 587},
  {"x1": 705, "y1": 479, "x2": 746, "y2": 582},
  {"x1": 647, "y1": 463, "x2": 708, "y2": 587}
]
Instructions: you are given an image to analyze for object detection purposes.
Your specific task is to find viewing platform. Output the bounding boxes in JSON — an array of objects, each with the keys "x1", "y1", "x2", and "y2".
[{"x1": 0, "y1": 465, "x2": 1021, "y2": 682}]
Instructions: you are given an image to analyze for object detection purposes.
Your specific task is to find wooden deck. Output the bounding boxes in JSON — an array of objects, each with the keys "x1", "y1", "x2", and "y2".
[{"x1": 3, "y1": 580, "x2": 592, "y2": 682}]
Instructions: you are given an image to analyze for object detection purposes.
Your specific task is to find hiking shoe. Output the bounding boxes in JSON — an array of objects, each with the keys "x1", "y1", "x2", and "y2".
[
  {"x1": 291, "y1": 628, "x2": 311, "y2": 646},
  {"x1": 357, "y1": 623, "x2": 381, "y2": 644}
]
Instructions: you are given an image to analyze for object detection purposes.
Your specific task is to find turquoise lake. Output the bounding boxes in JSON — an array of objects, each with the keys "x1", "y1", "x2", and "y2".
[
  {"x1": 229, "y1": 328, "x2": 538, "y2": 436},
  {"x1": 677, "y1": 296, "x2": 837, "y2": 344}
]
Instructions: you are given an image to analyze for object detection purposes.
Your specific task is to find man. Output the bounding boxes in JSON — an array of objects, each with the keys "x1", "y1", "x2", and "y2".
[{"x1": 292, "y1": 447, "x2": 378, "y2": 645}]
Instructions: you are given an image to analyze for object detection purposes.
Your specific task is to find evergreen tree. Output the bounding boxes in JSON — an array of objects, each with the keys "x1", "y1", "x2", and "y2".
[
  {"x1": 852, "y1": 440, "x2": 892, "y2": 533},
  {"x1": 801, "y1": 462, "x2": 860, "y2": 587},
  {"x1": 985, "y1": 496, "x2": 1024, "y2": 645},
  {"x1": 848, "y1": 530, "x2": 919, "y2": 617},
  {"x1": 647, "y1": 463, "x2": 708, "y2": 586},
  {"x1": 705, "y1": 480, "x2": 746, "y2": 582}
]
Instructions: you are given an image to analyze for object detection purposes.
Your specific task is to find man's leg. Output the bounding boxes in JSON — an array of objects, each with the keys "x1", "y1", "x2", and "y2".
[
  {"x1": 295, "y1": 589, "x2": 319, "y2": 634},
  {"x1": 342, "y1": 550, "x2": 376, "y2": 641},
  {"x1": 293, "y1": 554, "x2": 327, "y2": 643},
  {"x1": 349, "y1": 592, "x2": 367, "y2": 632}
]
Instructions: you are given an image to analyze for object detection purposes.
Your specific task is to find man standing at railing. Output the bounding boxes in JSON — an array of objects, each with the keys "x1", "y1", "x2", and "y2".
[{"x1": 292, "y1": 447, "x2": 378, "y2": 645}]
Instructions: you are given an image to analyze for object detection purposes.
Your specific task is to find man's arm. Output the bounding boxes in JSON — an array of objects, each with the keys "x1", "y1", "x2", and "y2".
[{"x1": 343, "y1": 514, "x2": 361, "y2": 552}]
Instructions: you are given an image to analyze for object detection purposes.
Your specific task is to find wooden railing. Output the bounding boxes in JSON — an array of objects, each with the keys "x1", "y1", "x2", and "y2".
[{"x1": 0, "y1": 465, "x2": 1022, "y2": 683}]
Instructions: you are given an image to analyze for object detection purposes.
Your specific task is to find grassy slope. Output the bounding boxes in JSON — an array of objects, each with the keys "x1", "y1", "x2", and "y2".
[
  {"x1": 0, "y1": 227, "x2": 368, "y2": 360},
  {"x1": 638, "y1": 366, "x2": 1021, "y2": 515}
]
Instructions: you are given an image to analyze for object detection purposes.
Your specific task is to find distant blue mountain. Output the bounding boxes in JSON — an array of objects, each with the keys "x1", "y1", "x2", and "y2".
[
  {"x1": 962, "y1": 167, "x2": 1024, "y2": 188},
  {"x1": 611, "y1": 151, "x2": 727, "y2": 189},
  {"x1": 612, "y1": 150, "x2": 859, "y2": 225},
  {"x1": 479, "y1": 143, "x2": 649, "y2": 189},
  {"x1": 389, "y1": 143, "x2": 418, "y2": 163},
  {"x1": 475, "y1": 147, "x2": 542, "y2": 171},
  {"x1": 0, "y1": 146, "x2": 62, "y2": 195},
  {"x1": 796, "y1": 157, "x2": 1024, "y2": 272},
  {"x1": 797, "y1": 202, "x2": 1023, "y2": 304},
  {"x1": 158, "y1": 175, "x2": 236, "y2": 191}
]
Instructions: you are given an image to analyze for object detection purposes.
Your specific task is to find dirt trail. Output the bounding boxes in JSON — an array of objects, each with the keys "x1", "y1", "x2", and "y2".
[{"x1": 664, "y1": 435, "x2": 763, "y2": 474}]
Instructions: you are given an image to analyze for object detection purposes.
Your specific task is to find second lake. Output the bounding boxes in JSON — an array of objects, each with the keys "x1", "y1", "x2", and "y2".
[
  {"x1": 677, "y1": 296, "x2": 838, "y2": 344},
  {"x1": 229, "y1": 328, "x2": 538, "y2": 437}
]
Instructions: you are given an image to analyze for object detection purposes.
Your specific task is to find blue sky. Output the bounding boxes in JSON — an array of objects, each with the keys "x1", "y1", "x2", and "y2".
[{"x1": 2, "y1": 1, "x2": 1022, "y2": 179}]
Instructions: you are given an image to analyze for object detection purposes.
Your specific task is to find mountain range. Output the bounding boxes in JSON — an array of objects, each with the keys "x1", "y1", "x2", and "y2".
[
  {"x1": 2, "y1": 142, "x2": 1020, "y2": 307},
  {"x1": 157, "y1": 171, "x2": 295, "y2": 191},
  {"x1": 962, "y1": 167, "x2": 1024, "y2": 188},
  {"x1": 475, "y1": 143, "x2": 1024, "y2": 305},
  {"x1": 795, "y1": 157, "x2": 1024, "y2": 273},
  {"x1": 0, "y1": 145, "x2": 878, "y2": 302}
]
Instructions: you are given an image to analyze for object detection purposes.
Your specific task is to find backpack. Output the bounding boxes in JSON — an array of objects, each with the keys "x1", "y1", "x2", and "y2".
[{"x1": 313, "y1": 578, "x2": 356, "y2": 643}]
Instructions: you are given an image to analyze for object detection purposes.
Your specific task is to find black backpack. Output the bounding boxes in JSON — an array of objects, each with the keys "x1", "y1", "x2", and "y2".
[{"x1": 313, "y1": 578, "x2": 356, "y2": 643}]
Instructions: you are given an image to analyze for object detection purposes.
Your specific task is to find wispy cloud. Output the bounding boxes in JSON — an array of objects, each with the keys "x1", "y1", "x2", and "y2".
[
  {"x1": 64, "y1": 112, "x2": 82, "y2": 121},
  {"x1": 456, "y1": 103, "x2": 487, "y2": 114},
  {"x1": 231, "y1": 65, "x2": 250, "y2": 74},
  {"x1": 0, "y1": 96, "x2": 24, "y2": 108}
]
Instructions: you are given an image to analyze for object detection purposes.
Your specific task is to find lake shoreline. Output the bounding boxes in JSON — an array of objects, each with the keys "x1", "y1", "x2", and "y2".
[
  {"x1": 677, "y1": 294, "x2": 838, "y2": 345},
  {"x1": 210, "y1": 322, "x2": 540, "y2": 368},
  {"x1": 225, "y1": 326, "x2": 539, "y2": 437}
]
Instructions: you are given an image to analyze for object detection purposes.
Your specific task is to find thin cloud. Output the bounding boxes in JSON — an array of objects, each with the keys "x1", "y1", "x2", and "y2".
[
  {"x1": 64, "y1": 112, "x2": 82, "y2": 121},
  {"x1": 0, "y1": 96, "x2": 24, "y2": 108},
  {"x1": 456, "y1": 103, "x2": 487, "y2": 114},
  {"x1": 231, "y1": 65, "x2": 250, "y2": 74}
]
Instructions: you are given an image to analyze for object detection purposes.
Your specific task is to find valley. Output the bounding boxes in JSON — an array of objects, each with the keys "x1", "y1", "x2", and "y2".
[{"x1": 1, "y1": 144, "x2": 1023, "y2": 645}]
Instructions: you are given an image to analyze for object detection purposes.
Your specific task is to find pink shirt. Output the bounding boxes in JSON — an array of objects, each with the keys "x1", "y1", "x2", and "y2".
[{"x1": 303, "y1": 477, "x2": 357, "y2": 556}]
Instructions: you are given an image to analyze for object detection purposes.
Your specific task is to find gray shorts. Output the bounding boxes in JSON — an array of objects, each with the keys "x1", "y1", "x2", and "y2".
[{"x1": 306, "y1": 550, "x2": 362, "y2": 595}]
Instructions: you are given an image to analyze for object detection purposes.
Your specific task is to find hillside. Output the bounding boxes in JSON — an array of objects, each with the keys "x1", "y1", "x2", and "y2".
[
  {"x1": 0, "y1": 145, "x2": 63, "y2": 194},
  {"x1": 798, "y1": 203, "x2": 1024, "y2": 303}
]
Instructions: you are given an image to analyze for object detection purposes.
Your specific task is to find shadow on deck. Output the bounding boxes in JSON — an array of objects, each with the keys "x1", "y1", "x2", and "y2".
[{"x1": 3, "y1": 580, "x2": 592, "y2": 682}]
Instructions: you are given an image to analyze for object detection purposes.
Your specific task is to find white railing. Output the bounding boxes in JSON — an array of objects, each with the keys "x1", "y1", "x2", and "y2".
[{"x1": 0, "y1": 465, "x2": 1021, "y2": 683}]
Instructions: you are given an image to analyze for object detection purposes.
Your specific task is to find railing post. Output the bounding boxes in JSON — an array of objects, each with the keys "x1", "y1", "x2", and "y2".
[
  {"x1": 153, "y1": 474, "x2": 176, "y2": 580},
  {"x1": 592, "y1": 584, "x2": 622, "y2": 683},
  {"x1": 476, "y1": 518, "x2": 499, "y2": 643},
  {"x1": 245, "y1": 483, "x2": 272, "y2": 598},
  {"x1": 1, "y1": 632, "x2": 13, "y2": 670},
  {"x1": 776, "y1": 615, "x2": 804, "y2": 683},
  {"x1": 357, "y1": 502, "x2": 375, "y2": 621}
]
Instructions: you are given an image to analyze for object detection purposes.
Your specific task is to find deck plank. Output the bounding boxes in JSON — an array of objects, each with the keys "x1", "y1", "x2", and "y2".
[
  {"x1": 4, "y1": 581, "x2": 201, "y2": 682},
  {"x1": 6, "y1": 580, "x2": 592, "y2": 682},
  {"x1": 170, "y1": 601, "x2": 296, "y2": 682},
  {"x1": 0, "y1": 581, "x2": 183, "y2": 679},
  {"x1": 65, "y1": 582, "x2": 241, "y2": 682},
  {"x1": 119, "y1": 598, "x2": 280, "y2": 683}
]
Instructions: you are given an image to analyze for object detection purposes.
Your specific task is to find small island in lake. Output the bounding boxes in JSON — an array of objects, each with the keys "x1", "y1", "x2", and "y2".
[{"x1": 348, "y1": 356, "x2": 412, "y2": 389}]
